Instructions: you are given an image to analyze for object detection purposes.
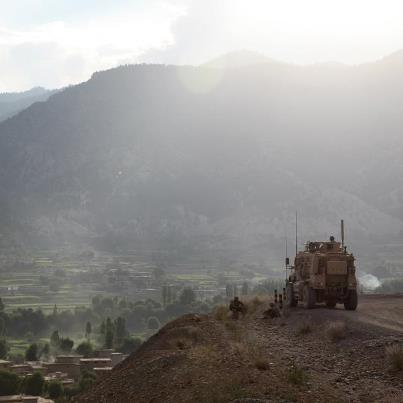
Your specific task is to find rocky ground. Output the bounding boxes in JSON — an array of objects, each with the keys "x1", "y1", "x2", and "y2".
[{"x1": 76, "y1": 295, "x2": 403, "y2": 403}]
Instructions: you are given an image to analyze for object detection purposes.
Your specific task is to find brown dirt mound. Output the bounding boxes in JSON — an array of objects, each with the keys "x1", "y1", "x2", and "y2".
[{"x1": 75, "y1": 296, "x2": 403, "y2": 403}]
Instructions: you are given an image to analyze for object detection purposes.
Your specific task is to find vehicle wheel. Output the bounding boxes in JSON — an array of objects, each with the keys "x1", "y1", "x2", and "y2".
[
  {"x1": 303, "y1": 285, "x2": 316, "y2": 309},
  {"x1": 344, "y1": 290, "x2": 358, "y2": 311},
  {"x1": 286, "y1": 283, "x2": 297, "y2": 308},
  {"x1": 326, "y1": 300, "x2": 337, "y2": 308}
]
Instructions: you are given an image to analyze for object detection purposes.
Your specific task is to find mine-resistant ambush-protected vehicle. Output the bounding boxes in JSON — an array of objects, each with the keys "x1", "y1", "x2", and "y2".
[{"x1": 286, "y1": 222, "x2": 358, "y2": 310}]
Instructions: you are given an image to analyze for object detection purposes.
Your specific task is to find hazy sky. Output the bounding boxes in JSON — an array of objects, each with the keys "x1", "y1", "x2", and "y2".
[{"x1": 2, "y1": 0, "x2": 403, "y2": 91}]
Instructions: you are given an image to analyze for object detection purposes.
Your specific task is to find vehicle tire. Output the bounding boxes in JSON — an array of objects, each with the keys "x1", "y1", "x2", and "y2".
[
  {"x1": 286, "y1": 283, "x2": 297, "y2": 308},
  {"x1": 303, "y1": 285, "x2": 316, "y2": 309},
  {"x1": 326, "y1": 300, "x2": 337, "y2": 308},
  {"x1": 344, "y1": 290, "x2": 358, "y2": 311}
]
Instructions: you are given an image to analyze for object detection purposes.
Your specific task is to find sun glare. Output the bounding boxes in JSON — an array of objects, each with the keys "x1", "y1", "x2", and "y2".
[{"x1": 227, "y1": 0, "x2": 403, "y2": 64}]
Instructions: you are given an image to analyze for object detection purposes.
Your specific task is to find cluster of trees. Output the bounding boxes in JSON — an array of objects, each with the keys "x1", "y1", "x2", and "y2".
[
  {"x1": 0, "y1": 300, "x2": 98, "y2": 339},
  {"x1": 0, "y1": 368, "x2": 97, "y2": 400},
  {"x1": 0, "y1": 287, "x2": 211, "y2": 343},
  {"x1": 0, "y1": 370, "x2": 64, "y2": 399},
  {"x1": 0, "y1": 279, "x2": 284, "y2": 352},
  {"x1": 0, "y1": 287, "x2": 211, "y2": 363},
  {"x1": 89, "y1": 288, "x2": 210, "y2": 334}
]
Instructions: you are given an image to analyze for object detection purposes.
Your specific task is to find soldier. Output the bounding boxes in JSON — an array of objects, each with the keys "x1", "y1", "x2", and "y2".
[
  {"x1": 229, "y1": 296, "x2": 246, "y2": 320},
  {"x1": 263, "y1": 302, "x2": 281, "y2": 318}
]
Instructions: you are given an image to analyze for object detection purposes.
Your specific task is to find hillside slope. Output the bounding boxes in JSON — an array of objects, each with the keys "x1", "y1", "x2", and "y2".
[
  {"x1": 1, "y1": 57, "x2": 403, "y2": 261},
  {"x1": 76, "y1": 295, "x2": 403, "y2": 403}
]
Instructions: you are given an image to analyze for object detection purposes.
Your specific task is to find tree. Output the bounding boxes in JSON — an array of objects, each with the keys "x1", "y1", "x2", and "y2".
[
  {"x1": 0, "y1": 339, "x2": 8, "y2": 359},
  {"x1": 147, "y1": 316, "x2": 160, "y2": 330},
  {"x1": 225, "y1": 284, "x2": 233, "y2": 298},
  {"x1": 76, "y1": 341, "x2": 93, "y2": 358},
  {"x1": 104, "y1": 317, "x2": 114, "y2": 348},
  {"x1": 114, "y1": 317, "x2": 127, "y2": 345},
  {"x1": 0, "y1": 370, "x2": 20, "y2": 395},
  {"x1": 0, "y1": 317, "x2": 5, "y2": 336},
  {"x1": 85, "y1": 321, "x2": 92, "y2": 340},
  {"x1": 24, "y1": 372, "x2": 45, "y2": 396},
  {"x1": 40, "y1": 343, "x2": 50, "y2": 360},
  {"x1": 79, "y1": 370, "x2": 96, "y2": 392},
  {"x1": 105, "y1": 329, "x2": 114, "y2": 349},
  {"x1": 25, "y1": 344, "x2": 38, "y2": 361},
  {"x1": 59, "y1": 338, "x2": 74, "y2": 353},
  {"x1": 179, "y1": 288, "x2": 196, "y2": 305},
  {"x1": 117, "y1": 337, "x2": 142, "y2": 354},
  {"x1": 50, "y1": 330, "x2": 60, "y2": 347},
  {"x1": 0, "y1": 298, "x2": 4, "y2": 312},
  {"x1": 48, "y1": 380, "x2": 64, "y2": 399}
]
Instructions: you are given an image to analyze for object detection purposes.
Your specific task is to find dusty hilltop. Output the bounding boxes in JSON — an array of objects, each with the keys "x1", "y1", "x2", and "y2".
[{"x1": 75, "y1": 295, "x2": 403, "y2": 403}]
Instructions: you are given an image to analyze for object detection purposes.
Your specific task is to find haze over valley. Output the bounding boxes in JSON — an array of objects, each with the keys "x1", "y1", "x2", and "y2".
[
  {"x1": 0, "y1": 51, "x2": 403, "y2": 276},
  {"x1": 2, "y1": 2, "x2": 403, "y2": 402}
]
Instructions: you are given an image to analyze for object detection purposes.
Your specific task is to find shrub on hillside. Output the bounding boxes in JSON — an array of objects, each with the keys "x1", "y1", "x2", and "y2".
[
  {"x1": 386, "y1": 343, "x2": 403, "y2": 371},
  {"x1": 213, "y1": 304, "x2": 228, "y2": 321},
  {"x1": 297, "y1": 320, "x2": 313, "y2": 335},
  {"x1": 326, "y1": 321, "x2": 347, "y2": 342},
  {"x1": 288, "y1": 364, "x2": 308, "y2": 385}
]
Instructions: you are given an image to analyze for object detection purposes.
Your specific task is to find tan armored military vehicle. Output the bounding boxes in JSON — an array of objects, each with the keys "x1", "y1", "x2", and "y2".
[{"x1": 286, "y1": 222, "x2": 358, "y2": 310}]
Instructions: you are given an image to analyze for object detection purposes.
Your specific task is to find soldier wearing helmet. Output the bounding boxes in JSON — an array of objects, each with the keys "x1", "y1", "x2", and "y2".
[{"x1": 229, "y1": 296, "x2": 245, "y2": 320}]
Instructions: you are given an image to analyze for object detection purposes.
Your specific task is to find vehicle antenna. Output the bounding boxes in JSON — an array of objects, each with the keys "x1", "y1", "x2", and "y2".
[
  {"x1": 285, "y1": 237, "x2": 288, "y2": 280},
  {"x1": 295, "y1": 211, "x2": 298, "y2": 256},
  {"x1": 341, "y1": 219, "x2": 345, "y2": 251}
]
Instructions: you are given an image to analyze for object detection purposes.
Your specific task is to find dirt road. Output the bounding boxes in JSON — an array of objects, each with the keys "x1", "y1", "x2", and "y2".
[
  {"x1": 353, "y1": 294, "x2": 403, "y2": 333},
  {"x1": 248, "y1": 294, "x2": 403, "y2": 402}
]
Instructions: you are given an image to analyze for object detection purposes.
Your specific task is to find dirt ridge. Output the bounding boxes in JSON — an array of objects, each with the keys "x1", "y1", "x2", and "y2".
[{"x1": 76, "y1": 295, "x2": 403, "y2": 403}]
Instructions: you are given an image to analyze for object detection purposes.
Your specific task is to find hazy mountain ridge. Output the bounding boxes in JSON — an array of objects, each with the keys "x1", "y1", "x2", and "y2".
[
  {"x1": 0, "y1": 55, "x2": 403, "y2": 262},
  {"x1": 0, "y1": 87, "x2": 56, "y2": 122}
]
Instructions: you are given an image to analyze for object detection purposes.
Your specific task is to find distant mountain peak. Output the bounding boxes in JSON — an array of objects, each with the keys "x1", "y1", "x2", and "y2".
[
  {"x1": 0, "y1": 86, "x2": 48, "y2": 97},
  {"x1": 378, "y1": 49, "x2": 403, "y2": 64},
  {"x1": 202, "y1": 49, "x2": 281, "y2": 69},
  {"x1": 0, "y1": 87, "x2": 56, "y2": 122}
]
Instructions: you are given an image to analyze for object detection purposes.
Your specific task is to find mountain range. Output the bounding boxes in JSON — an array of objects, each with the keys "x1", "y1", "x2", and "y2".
[{"x1": 1, "y1": 51, "x2": 403, "y2": 271}]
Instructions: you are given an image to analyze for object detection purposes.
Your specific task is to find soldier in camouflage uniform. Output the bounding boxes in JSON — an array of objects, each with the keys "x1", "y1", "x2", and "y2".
[{"x1": 229, "y1": 296, "x2": 246, "y2": 320}]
